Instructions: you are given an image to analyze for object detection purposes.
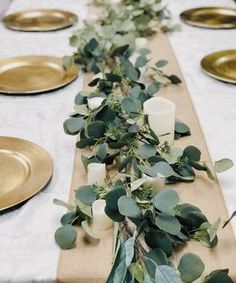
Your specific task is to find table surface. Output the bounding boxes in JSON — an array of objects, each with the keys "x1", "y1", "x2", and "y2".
[{"x1": 0, "y1": 0, "x2": 235, "y2": 281}]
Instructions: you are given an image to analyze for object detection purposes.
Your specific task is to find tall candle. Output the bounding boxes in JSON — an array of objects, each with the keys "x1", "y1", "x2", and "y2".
[
  {"x1": 92, "y1": 199, "x2": 113, "y2": 230},
  {"x1": 143, "y1": 97, "x2": 176, "y2": 144},
  {"x1": 87, "y1": 163, "x2": 106, "y2": 185}
]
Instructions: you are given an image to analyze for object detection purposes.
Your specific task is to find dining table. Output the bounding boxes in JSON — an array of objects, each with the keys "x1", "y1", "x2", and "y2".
[{"x1": 0, "y1": 0, "x2": 235, "y2": 281}]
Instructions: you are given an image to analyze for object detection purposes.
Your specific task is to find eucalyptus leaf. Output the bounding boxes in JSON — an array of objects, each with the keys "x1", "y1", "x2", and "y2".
[
  {"x1": 54, "y1": 225, "x2": 77, "y2": 250},
  {"x1": 118, "y1": 196, "x2": 143, "y2": 220},
  {"x1": 128, "y1": 263, "x2": 145, "y2": 283},
  {"x1": 53, "y1": 199, "x2": 75, "y2": 211},
  {"x1": 147, "y1": 83, "x2": 160, "y2": 96},
  {"x1": 124, "y1": 236, "x2": 135, "y2": 266},
  {"x1": 76, "y1": 200, "x2": 92, "y2": 218},
  {"x1": 214, "y1": 158, "x2": 234, "y2": 173},
  {"x1": 121, "y1": 97, "x2": 141, "y2": 114},
  {"x1": 105, "y1": 186, "x2": 126, "y2": 222},
  {"x1": 175, "y1": 120, "x2": 190, "y2": 135},
  {"x1": 145, "y1": 230, "x2": 173, "y2": 257},
  {"x1": 135, "y1": 55, "x2": 148, "y2": 68},
  {"x1": 138, "y1": 144, "x2": 156, "y2": 159},
  {"x1": 168, "y1": 75, "x2": 182, "y2": 85},
  {"x1": 155, "y1": 265, "x2": 182, "y2": 283},
  {"x1": 155, "y1": 213, "x2": 181, "y2": 235},
  {"x1": 75, "y1": 185, "x2": 96, "y2": 205},
  {"x1": 81, "y1": 220, "x2": 99, "y2": 239},
  {"x1": 155, "y1": 60, "x2": 168, "y2": 68},
  {"x1": 154, "y1": 189, "x2": 179, "y2": 214},
  {"x1": 61, "y1": 211, "x2": 78, "y2": 226},
  {"x1": 118, "y1": 157, "x2": 132, "y2": 172},
  {"x1": 204, "y1": 269, "x2": 233, "y2": 283},
  {"x1": 64, "y1": 117, "x2": 85, "y2": 135},
  {"x1": 87, "y1": 121, "x2": 106, "y2": 138},
  {"x1": 97, "y1": 143, "x2": 109, "y2": 161},
  {"x1": 145, "y1": 248, "x2": 168, "y2": 267},
  {"x1": 178, "y1": 253, "x2": 205, "y2": 282},
  {"x1": 183, "y1": 146, "x2": 201, "y2": 162}
]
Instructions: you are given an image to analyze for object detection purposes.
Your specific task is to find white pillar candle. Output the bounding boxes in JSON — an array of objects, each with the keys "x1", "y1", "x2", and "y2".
[
  {"x1": 87, "y1": 97, "x2": 104, "y2": 110},
  {"x1": 143, "y1": 97, "x2": 176, "y2": 144},
  {"x1": 143, "y1": 174, "x2": 165, "y2": 196},
  {"x1": 92, "y1": 199, "x2": 113, "y2": 230},
  {"x1": 87, "y1": 163, "x2": 106, "y2": 185},
  {"x1": 135, "y1": 37, "x2": 148, "y2": 50}
]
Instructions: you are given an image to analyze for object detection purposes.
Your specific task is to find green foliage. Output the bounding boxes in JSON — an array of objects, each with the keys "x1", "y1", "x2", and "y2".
[
  {"x1": 204, "y1": 269, "x2": 234, "y2": 283},
  {"x1": 214, "y1": 158, "x2": 234, "y2": 173},
  {"x1": 118, "y1": 196, "x2": 143, "y2": 220},
  {"x1": 54, "y1": 225, "x2": 77, "y2": 250},
  {"x1": 105, "y1": 186, "x2": 126, "y2": 222},
  {"x1": 178, "y1": 253, "x2": 205, "y2": 282},
  {"x1": 154, "y1": 189, "x2": 179, "y2": 214},
  {"x1": 75, "y1": 185, "x2": 97, "y2": 205},
  {"x1": 54, "y1": 0, "x2": 234, "y2": 281}
]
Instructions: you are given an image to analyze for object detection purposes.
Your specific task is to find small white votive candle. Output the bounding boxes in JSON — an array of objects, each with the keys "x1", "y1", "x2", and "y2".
[
  {"x1": 143, "y1": 97, "x2": 176, "y2": 144},
  {"x1": 143, "y1": 174, "x2": 165, "y2": 195},
  {"x1": 87, "y1": 163, "x2": 106, "y2": 185},
  {"x1": 135, "y1": 37, "x2": 148, "y2": 50},
  {"x1": 92, "y1": 199, "x2": 113, "y2": 230},
  {"x1": 87, "y1": 97, "x2": 104, "y2": 110}
]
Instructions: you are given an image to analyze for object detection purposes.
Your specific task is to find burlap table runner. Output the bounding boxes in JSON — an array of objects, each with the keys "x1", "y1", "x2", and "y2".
[{"x1": 56, "y1": 20, "x2": 236, "y2": 283}]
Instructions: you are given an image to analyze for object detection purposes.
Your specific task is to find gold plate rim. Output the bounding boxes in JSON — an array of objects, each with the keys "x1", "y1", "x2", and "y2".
[
  {"x1": 3, "y1": 9, "x2": 78, "y2": 32},
  {"x1": 180, "y1": 7, "x2": 236, "y2": 29},
  {"x1": 0, "y1": 136, "x2": 53, "y2": 211},
  {"x1": 201, "y1": 49, "x2": 236, "y2": 84},
  {"x1": 0, "y1": 55, "x2": 79, "y2": 95}
]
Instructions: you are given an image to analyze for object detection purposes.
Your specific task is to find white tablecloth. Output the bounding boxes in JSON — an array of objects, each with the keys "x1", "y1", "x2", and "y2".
[
  {"x1": 0, "y1": 0, "x2": 87, "y2": 281},
  {"x1": 0, "y1": 0, "x2": 235, "y2": 281}
]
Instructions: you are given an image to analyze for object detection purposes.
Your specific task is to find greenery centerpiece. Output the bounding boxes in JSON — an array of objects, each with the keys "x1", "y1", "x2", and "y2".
[{"x1": 54, "y1": 0, "x2": 235, "y2": 282}]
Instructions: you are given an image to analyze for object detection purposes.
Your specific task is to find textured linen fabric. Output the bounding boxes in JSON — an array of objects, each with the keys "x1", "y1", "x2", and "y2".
[
  {"x1": 168, "y1": 0, "x2": 236, "y2": 234},
  {"x1": 0, "y1": 0, "x2": 87, "y2": 281}
]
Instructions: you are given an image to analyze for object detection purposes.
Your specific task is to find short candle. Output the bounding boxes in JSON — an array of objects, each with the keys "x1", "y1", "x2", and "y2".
[
  {"x1": 143, "y1": 97, "x2": 176, "y2": 144},
  {"x1": 92, "y1": 199, "x2": 113, "y2": 230},
  {"x1": 87, "y1": 163, "x2": 106, "y2": 185}
]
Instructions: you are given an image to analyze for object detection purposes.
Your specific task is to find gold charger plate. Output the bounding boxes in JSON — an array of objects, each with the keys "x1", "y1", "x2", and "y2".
[
  {"x1": 0, "y1": 55, "x2": 79, "y2": 94},
  {"x1": 3, "y1": 9, "x2": 78, "y2": 32},
  {"x1": 180, "y1": 7, "x2": 236, "y2": 29},
  {"x1": 0, "y1": 137, "x2": 53, "y2": 211},
  {"x1": 201, "y1": 50, "x2": 236, "y2": 84}
]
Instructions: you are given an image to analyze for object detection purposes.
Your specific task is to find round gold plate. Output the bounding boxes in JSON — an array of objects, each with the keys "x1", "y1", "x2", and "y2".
[
  {"x1": 3, "y1": 9, "x2": 78, "y2": 32},
  {"x1": 0, "y1": 55, "x2": 79, "y2": 94},
  {"x1": 201, "y1": 50, "x2": 236, "y2": 84},
  {"x1": 180, "y1": 7, "x2": 236, "y2": 29},
  {"x1": 0, "y1": 137, "x2": 53, "y2": 211}
]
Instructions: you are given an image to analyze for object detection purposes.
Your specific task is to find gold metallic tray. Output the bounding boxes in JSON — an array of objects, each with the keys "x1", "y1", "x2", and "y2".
[
  {"x1": 0, "y1": 55, "x2": 79, "y2": 94},
  {"x1": 3, "y1": 9, "x2": 78, "y2": 32},
  {"x1": 0, "y1": 137, "x2": 53, "y2": 211},
  {"x1": 180, "y1": 7, "x2": 236, "y2": 29},
  {"x1": 201, "y1": 49, "x2": 236, "y2": 84}
]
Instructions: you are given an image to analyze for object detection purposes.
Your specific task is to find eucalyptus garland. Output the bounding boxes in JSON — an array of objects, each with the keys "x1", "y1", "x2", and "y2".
[{"x1": 54, "y1": 0, "x2": 235, "y2": 282}]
